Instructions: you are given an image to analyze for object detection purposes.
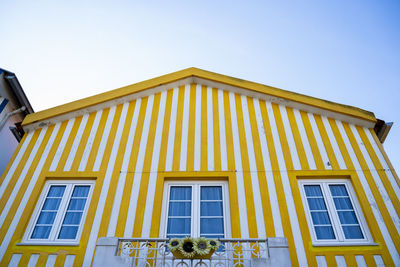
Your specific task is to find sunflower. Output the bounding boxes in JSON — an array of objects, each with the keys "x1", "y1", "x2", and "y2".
[
  {"x1": 168, "y1": 238, "x2": 181, "y2": 252},
  {"x1": 193, "y1": 237, "x2": 211, "y2": 255},
  {"x1": 178, "y1": 237, "x2": 196, "y2": 258},
  {"x1": 208, "y1": 239, "x2": 221, "y2": 251}
]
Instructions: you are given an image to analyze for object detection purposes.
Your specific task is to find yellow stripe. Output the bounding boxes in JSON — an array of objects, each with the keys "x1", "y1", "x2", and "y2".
[
  {"x1": 344, "y1": 254, "x2": 357, "y2": 267},
  {"x1": 56, "y1": 116, "x2": 83, "y2": 171},
  {"x1": 324, "y1": 254, "x2": 336, "y2": 267},
  {"x1": 36, "y1": 253, "x2": 47, "y2": 266},
  {"x1": 222, "y1": 90, "x2": 241, "y2": 237},
  {"x1": 212, "y1": 88, "x2": 221, "y2": 171},
  {"x1": 300, "y1": 111, "x2": 325, "y2": 169},
  {"x1": 70, "y1": 111, "x2": 97, "y2": 171},
  {"x1": 54, "y1": 253, "x2": 66, "y2": 266},
  {"x1": 115, "y1": 98, "x2": 148, "y2": 237},
  {"x1": 150, "y1": 89, "x2": 174, "y2": 237},
  {"x1": 186, "y1": 84, "x2": 196, "y2": 171},
  {"x1": 85, "y1": 108, "x2": 110, "y2": 171},
  {"x1": 234, "y1": 94, "x2": 258, "y2": 237},
  {"x1": 246, "y1": 97, "x2": 275, "y2": 237},
  {"x1": 258, "y1": 101, "x2": 299, "y2": 266},
  {"x1": 201, "y1": 85, "x2": 208, "y2": 171},
  {"x1": 172, "y1": 85, "x2": 185, "y2": 171},
  {"x1": 313, "y1": 114, "x2": 340, "y2": 169},
  {"x1": 132, "y1": 93, "x2": 161, "y2": 236},
  {"x1": 286, "y1": 107, "x2": 310, "y2": 169},
  {"x1": 17, "y1": 253, "x2": 30, "y2": 266}
]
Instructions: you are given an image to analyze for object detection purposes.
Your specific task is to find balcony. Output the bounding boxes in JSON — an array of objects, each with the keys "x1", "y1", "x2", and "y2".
[{"x1": 93, "y1": 237, "x2": 291, "y2": 266}]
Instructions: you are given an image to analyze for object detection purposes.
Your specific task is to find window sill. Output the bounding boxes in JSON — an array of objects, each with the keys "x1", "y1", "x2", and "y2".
[
  {"x1": 17, "y1": 242, "x2": 79, "y2": 246},
  {"x1": 312, "y1": 242, "x2": 379, "y2": 247}
]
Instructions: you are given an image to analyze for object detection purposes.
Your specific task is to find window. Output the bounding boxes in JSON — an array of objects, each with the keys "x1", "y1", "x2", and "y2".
[
  {"x1": 23, "y1": 181, "x2": 94, "y2": 244},
  {"x1": 162, "y1": 182, "x2": 229, "y2": 239},
  {"x1": 299, "y1": 180, "x2": 372, "y2": 245}
]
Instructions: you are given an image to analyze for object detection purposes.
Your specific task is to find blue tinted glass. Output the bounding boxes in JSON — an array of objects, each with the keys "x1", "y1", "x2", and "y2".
[
  {"x1": 47, "y1": 186, "x2": 66, "y2": 197},
  {"x1": 170, "y1": 187, "x2": 192, "y2": 200},
  {"x1": 58, "y1": 226, "x2": 79, "y2": 239},
  {"x1": 333, "y1": 197, "x2": 353, "y2": 210},
  {"x1": 338, "y1": 211, "x2": 359, "y2": 224},
  {"x1": 201, "y1": 202, "x2": 223, "y2": 216},
  {"x1": 200, "y1": 218, "x2": 224, "y2": 234},
  {"x1": 311, "y1": 212, "x2": 331, "y2": 225},
  {"x1": 329, "y1": 185, "x2": 348, "y2": 196},
  {"x1": 168, "y1": 202, "x2": 191, "y2": 216},
  {"x1": 31, "y1": 226, "x2": 52, "y2": 239},
  {"x1": 315, "y1": 226, "x2": 335, "y2": 240},
  {"x1": 42, "y1": 198, "x2": 62, "y2": 210},
  {"x1": 201, "y1": 187, "x2": 222, "y2": 200},
  {"x1": 63, "y1": 212, "x2": 83, "y2": 224},
  {"x1": 307, "y1": 198, "x2": 327, "y2": 210},
  {"x1": 67, "y1": 199, "x2": 87, "y2": 211},
  {"x1": 72, "y1": 186, "x2": 90, "y2": 197},
  {"x1": 304, "y1": 185, "x2": 322, "y2": 197},
  {"x1": 343, "y1": 226, "x2": 364, "y2": 239},
  {"x1": 167, "y1": 218, "x2": 191, "y2": 234},
  {"x1": 37, "y1": 212, "x2": 57, "y2": 224}
]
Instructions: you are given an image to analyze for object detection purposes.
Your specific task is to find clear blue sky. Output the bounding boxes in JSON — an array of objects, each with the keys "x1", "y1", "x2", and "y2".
[{"x1": 1, "y1": 0, "x2": 399, "y2": 172}]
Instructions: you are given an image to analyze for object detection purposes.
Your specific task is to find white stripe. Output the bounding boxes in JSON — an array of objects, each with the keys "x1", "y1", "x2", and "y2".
[
  {"x1": 78, "y1": 110, "x2": 103, "y2": 171},
  {"x1": 107, "y1": 99, "x2": 142, "y2": 237},
  {"x1": 64, "y1": 255, "x2": 75, "y2": 267},
  {"x1": 64, "y1": 114, "x2": 89, "y2": 171},
  {"x1": 218, "y1": 89, "x2": 228, "y2": 171},
  {"x1": 279, "y1": 105, "x2": 301, "y2": 170},
  {"x1": 253, "y1": 98, "x2": 284, "y2": 236},
  {"x1": 336, "y1": 120, "x2": 400, "y2": 264},
  {"x1": 373, "y1": 255, "x2": 385, "y2": 267},
  {"x1": 364, "y1": 128, "x2": 400, "y2": 201},
  {"x1": 194, "y1": 84, "x2": 202, "y2": 171},
  {"x1": 335, "y1": 255, "x2": 347, "y2": 267},
  {"x1": 350, "y1": 125, "x2": 400, "y2": 235},
  {"x1": 316, "y1": 256, "x2": 327, "y2": 267},
  {"x1": 45, "y1": 255, "x2": 57, "y2": 267},
  {"x1": 0, "y1": 124, "x2": 60, "y2": 262},
  {"x1": 27, "y1": 254, "x2": 39, "y2": 267},
  {"x1": 82, "y1": 103, "x2": 130, "y2": 266},
  {"x1": 266, "y1": 101, "x2": 308, "y2": 266},
  {"x1": 49, "y1": 119, "x2": 75, "y2": 171},
  {"x1": 141, "y1": 91, "x2": 167, "y2": 236},
  {"x1": 8, "y1": 254, "x2": 22, "y2": 266},
  {"x1": 229, "y1": 92, "x2": 249, "y2": 238},
  {"x1": 179, "y1": 84, "x2": 191, "y2": 171},
  {"x1": 355, "y1": 255, "x2": 367, "y2": 267},
  {"x1": 0, "y1": 131, "x2": 33, "y2": 200},
  {"x1": 241, "y1": 95, "x2": 266, "y2": 238},
  {"x1": 93, "y1": 106, "x2": 117, "y2": 171},
  {"x1": 207, "y1": 86, "x2": 214, "y2": 171},
  {"x1": 308, "y1": 113, "x2": 331, "y2": 169},
  {"x1": 0, "y1": 128, "x2": 48, "y2": 227},
  {"x1": 123, "y1": 95, "x2": 155, "y2": 237},
  {"x1": 293, "y1": 109, "x2": 316, "y2": 169},
  {"x1": 321, "y1": 116, "x2": 346, "y2": 169},
  {"x1": 165, "y1": 88, "x2": 179, "y2": 171}
]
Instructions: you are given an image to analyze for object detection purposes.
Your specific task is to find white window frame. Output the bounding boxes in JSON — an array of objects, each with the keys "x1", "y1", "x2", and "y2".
[
  {"x1": 299, "y1": 179, "x2": 373, "y2": 246},
  {"x1": 160, "y1": 181, "x2": 231, "y2": 239},
  {"x1": 22, "y1": 180, "x2": 95, "y2": 245}
]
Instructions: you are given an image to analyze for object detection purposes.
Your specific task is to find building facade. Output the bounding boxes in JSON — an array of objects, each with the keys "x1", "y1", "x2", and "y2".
[{"x1": 0, "y1": 68, "x2": 399, "y2": 266}]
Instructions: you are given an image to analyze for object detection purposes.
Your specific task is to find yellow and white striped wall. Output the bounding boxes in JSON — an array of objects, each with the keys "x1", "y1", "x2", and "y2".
[{"x1": 0, "y1": 81, "x2": 399, "y2": 266}]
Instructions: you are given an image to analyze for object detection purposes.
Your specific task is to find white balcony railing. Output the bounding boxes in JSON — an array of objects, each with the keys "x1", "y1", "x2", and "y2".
[{"x1": 93, "y1": 237, "x2": 291, "y2": 266}]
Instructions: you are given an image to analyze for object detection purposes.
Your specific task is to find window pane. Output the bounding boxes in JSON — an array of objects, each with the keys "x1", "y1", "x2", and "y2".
[
  {"x1": 201, "y1": 202, "x2": 223, "y2": 216},
  {"x1": 42, "y1": 198, "x2": 62, "y2": 210},
  {"x1": 58, "y1": 226, "x2": 79, "y2": 239},
  {"x1": 307, "y1": 198, "x2": 327, "y2": 210},
  {"x1": 304, "y1": 185, "x2": 322, "y2": 197},
  {"x1": 31, "y1": 226, "x2": 52, "y2": 239},
  {"x1": 63, "y1": 212, "x2": 83, "y2": 224},
  {"x1": 167, "y1": 218, "x2": 191, "y2": 235},
  {"x1": 338, "y1": 211, "x2": 359, "y2": 224},
  {"x1": 201, "y1": 186, "x2": 222, "y2": 200},
  {"x1": 37, "y1": 212, "x2": 57, "y2": 224},
  {"x1": 315, "y1": 226, "x2": 335, "y2": 239},
  {"x1": 67, "y1": 199, "x2": 87, "y2": 210},
  {"x1": 47, "y1": 186, "x2": 66, "y2": 197},
  {"x1": 343, "y1": 226, "x2": 364, "y2": 239},
  {"x1": 72, "y1": 186, "x2": 90, "y2": 197},
  {"x1": 168, "y1": 202, "x2": 191, "y2": 216},
  {"x1": 170, "y1": 187, "x2": 192, "y2": 200},
  {"x1": 200, "y1": 218, "x2": 224, "y2": 234},
  {"x1": 329, "y1": 185, "x2": 348, "y2": 196},
  {"x1": 333, "y1": 197, "x2": 353, "y2": 210},
  {"x1": 311, "y1": 212, "x2": 331, "y2": 225}
]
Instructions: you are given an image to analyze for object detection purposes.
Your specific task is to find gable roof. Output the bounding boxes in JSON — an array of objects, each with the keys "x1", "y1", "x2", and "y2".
[{"x1": 22, "y1": 67, "x2": 376, "y2": 131}]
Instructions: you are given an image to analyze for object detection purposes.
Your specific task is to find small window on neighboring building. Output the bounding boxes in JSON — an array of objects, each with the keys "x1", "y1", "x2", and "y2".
[
  {"x1": 299, "y1": 179, "x2": 372, "y2": 245},
  {"x1": 23, "y1": 181, "x2": 94, "y2": 244}
]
